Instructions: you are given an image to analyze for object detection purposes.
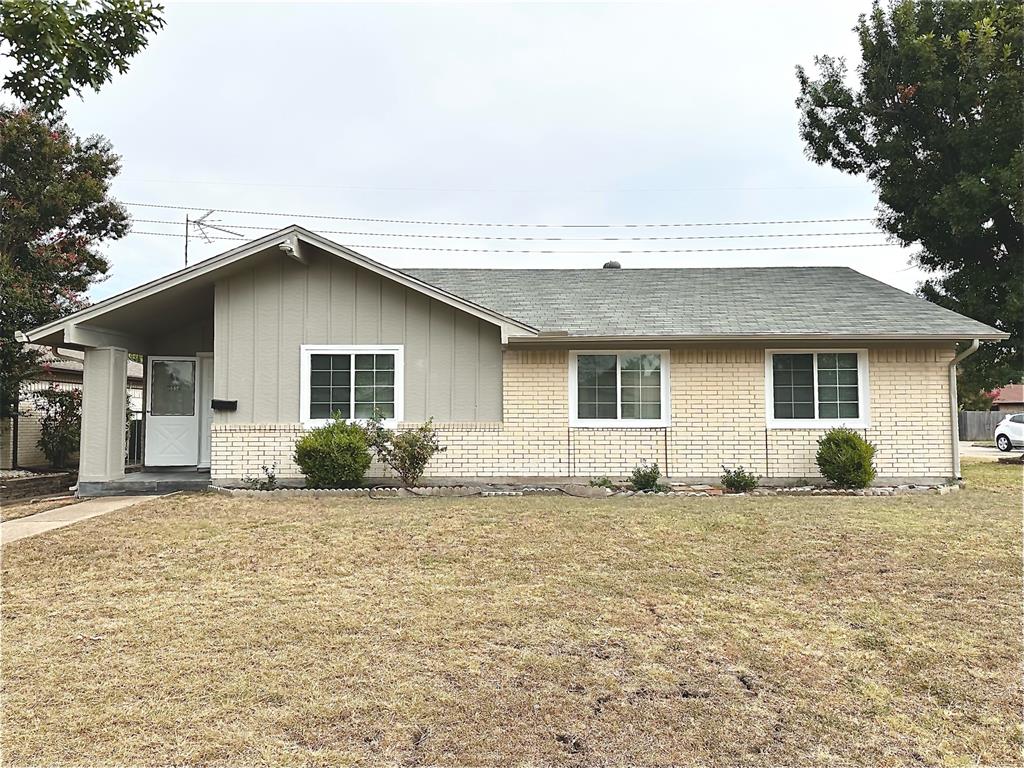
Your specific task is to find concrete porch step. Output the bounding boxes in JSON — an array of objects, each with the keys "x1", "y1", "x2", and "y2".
[{"x1": 78, "y1": 470, "x2": 211, "y2": 497}]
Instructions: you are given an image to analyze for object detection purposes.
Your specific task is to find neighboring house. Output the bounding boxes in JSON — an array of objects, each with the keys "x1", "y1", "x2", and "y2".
[
  {"x1": 0, "y1": 346, "x2": 144, "y2": 470},
  {"x1": 991, "y1": 384, "x2": 1024, "y2": 413},
  {"x1": 16, "y1": 226, "x2": 1006, "y2": 496}
]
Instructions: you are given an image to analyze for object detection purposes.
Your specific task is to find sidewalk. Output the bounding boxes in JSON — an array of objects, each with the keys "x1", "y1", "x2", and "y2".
[{"x1": 1, "y1": 496, "x2": 152, "y2": 545}]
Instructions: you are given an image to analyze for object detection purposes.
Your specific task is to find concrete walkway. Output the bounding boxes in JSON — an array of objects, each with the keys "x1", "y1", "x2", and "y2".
[{"x1": 1, "y1": 496, "x2": 152, "y2": 545}]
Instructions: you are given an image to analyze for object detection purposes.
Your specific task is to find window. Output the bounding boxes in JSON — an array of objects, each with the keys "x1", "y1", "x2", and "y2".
[
  {"x1": 766, "y1": 350, "x2": 868, "y2": 428},
  {"x1": 300, "y1": 345, "x2": 403, "y2": 425},
  {"x1": 570, "y1": 351, "x2": 670, "y2": 427}
]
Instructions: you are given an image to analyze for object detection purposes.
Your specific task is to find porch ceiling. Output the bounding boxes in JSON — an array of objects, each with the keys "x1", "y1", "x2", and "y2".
[
  {"x1": 26, "y1": 280, "x2": 214, "y2": 353},
  {"x1": 22, "y1": 243, "x2": 286, "y2": 351},
  {"x1": 81, "y1": 282, "x2": 214, "y2": 342}
]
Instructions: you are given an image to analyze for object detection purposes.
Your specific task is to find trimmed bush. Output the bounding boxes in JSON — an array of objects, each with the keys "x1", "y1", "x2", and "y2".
[
  {"x1": 294, "y1": 418, "x2": 371, "y2": 488},
  {"x1": 815, "y1": 427, "x2": 876, "y2": 488},
  {"x1": 721, "y1": 465, "x2": 759, "y2": 493},
  {"x1": 630, "y1": 461, "x2": 667, "y2": 492}
]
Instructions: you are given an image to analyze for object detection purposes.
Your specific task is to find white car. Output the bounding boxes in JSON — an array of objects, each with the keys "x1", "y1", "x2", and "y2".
[{"x1": 995, "y1": 413, "x2": 1024, "y2": 452}]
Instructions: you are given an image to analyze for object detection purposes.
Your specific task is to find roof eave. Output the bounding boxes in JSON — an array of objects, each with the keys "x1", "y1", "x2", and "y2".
[
  {"x1": 19, "y1": 226, "x2": 539, "y2": 345},
  {"x1": 506, "y1": 332, "x2": 1009, "y2": 344}
]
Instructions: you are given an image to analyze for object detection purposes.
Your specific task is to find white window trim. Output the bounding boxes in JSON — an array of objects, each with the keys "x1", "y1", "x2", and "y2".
[
  {"x1": 300, "y1": 344, "x2": 404, "y2": 428},
  {"x1": 765, "y1": 348, "x2": 870, "y2": 430},
  {"x1": 568, "y1": 350, "x2": 671, "y2": 428}
]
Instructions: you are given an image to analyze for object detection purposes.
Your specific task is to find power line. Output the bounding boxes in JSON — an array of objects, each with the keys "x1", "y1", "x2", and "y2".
[
  {"x1": 131, "y1": 230, "x2": 243, "y2": 241},
  {"x1": 132, "y1": 177, "x2": 865, "y2": 194},
  {"x1": 125, "y1": 230, "x2": 898, "y2": 254},
  {"x1": 124, "y1": 201, "x2": 875, "y2": 229},
  {"x1": 131, "y1": 218, "x2": 885, "y2": 242}
]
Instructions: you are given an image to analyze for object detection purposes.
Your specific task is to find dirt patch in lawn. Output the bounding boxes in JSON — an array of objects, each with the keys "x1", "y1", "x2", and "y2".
[{"x1": 1, "y1": 461, "x2": 1021, "y2": 766}]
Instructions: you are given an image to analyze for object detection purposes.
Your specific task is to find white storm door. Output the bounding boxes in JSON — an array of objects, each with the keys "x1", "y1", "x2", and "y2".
[{"x1": 145, "y1": 357, "x2": 200, "y2": 466}]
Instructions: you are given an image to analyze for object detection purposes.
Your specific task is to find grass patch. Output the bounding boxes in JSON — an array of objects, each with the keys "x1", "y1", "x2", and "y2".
[
  {"x1": 0, "y1": 497, "x2": 79, "y2": 522},
  {"x1": 1, "y1": 463, "x2": 1021, "y2": 765}
]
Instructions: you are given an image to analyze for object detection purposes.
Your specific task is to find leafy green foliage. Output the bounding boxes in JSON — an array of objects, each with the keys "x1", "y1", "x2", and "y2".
[
  {"x1": 0, "y1": 108, "x2": 129, "y2": 417},
  {"x1": 0, "y1": 0, "x2": 165, "y2": 117},
  {"x1": 816, "y1": 428, "x2": 877, "y2": 489},
  {"x1": 241, "y1": 463, "x2": 279, "y2": 492},
  {"x1": 630, "y1": 461, "x2": 667, "y2": 493},
  {"x1": 796, "y1": 0, "x2": 1023, "y2": 391},
  {"x1": 36, "y1": 386, "x2": 81, "y2": 468},
  {"x1": 363, "y1": 414, "x2": 446, "y2": 486},
  {"x1": 721, "y1": 465, "x2": 760, "y2": 493},
  {"x1": 589, "y1": 476, "x2": 615, "y2": 489},
  {"x1": 293, "y1": 418, "x2": 371, "y2": 489}
]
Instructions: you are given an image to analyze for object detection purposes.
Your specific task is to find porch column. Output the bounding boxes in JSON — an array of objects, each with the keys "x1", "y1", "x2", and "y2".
[{"x1": 80, "y1": 347, "x2": 128, "y2": 483}]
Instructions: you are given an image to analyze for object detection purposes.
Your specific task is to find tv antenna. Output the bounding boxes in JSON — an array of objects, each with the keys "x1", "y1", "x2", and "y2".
[{"x1": 184, "y1": 210, "x2": 245, "y2": 265}]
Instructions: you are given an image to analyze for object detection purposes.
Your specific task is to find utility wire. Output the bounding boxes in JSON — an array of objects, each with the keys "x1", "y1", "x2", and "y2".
[
  {"x1": 134, "y1": 177, "x2": 866, "y2": 194},
  {"x1": 124, "y1": 201, "x2": 875, "y2": 229},
  {"x1": 131, "y1": 217, "x2": 885, "y2": 242},
  {"x1": 126, "y1": 230, "x2": 898, "y2": 254}
]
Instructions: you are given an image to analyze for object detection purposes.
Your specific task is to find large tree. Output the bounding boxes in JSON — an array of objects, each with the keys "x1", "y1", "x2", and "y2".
[
  {"x1": 796, "y1": 0, "x2": 1023, "y2": 395},
  {"x1": 0, "y1": 0, "x2": 165, "y2": 117},
  {"x1": 0, "y1": 108, "x2": 129, "y2": 417},
  {"x1": 0, "y1": 1, "x2": 163, "y2": 418}
]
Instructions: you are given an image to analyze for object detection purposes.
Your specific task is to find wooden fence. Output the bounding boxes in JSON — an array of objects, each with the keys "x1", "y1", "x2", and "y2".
[{"x1": 958, "y1": 410, "x2": 1005, "y2": 441}]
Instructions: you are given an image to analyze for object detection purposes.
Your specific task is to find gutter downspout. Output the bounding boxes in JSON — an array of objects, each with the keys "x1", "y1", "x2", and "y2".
[{"x1": 949, "y1": 339, "x2": 980, "y2": 479}]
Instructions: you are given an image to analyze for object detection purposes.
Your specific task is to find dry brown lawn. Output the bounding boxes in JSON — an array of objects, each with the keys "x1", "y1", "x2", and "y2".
[
  {"x1": 1, "y1": 461, "x2": 1021, "y2": 766},
  {"x1": 0, "y1": 496, "x2": 79, "y2": 522}
]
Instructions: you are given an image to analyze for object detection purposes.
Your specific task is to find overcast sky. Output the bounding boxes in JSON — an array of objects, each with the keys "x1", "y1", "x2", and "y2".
[{"x1": 53, "y1": 1, "x2": 923, "y2": 301}]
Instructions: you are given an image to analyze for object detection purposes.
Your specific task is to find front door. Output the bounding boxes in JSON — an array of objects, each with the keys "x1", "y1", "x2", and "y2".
[{"x1": 145, "y1": 356, "x2": 199, "y2": 466}]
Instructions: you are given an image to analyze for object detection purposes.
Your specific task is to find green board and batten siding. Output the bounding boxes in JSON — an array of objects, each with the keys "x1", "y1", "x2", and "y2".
[{"x1": 212, "y1": 247, "x2": 502, "y2": 424}]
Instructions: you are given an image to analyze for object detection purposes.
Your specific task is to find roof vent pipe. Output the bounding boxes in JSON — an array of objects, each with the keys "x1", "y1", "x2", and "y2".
[{"x1": 603, "y1": 260, "x2": 621, "y2": 269}]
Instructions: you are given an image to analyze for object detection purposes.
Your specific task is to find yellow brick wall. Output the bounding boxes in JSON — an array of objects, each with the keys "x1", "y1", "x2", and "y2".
[
  {"x1": 211, "y1": 344, "x2": 957, "y2": 483},
  {"x1": 668, "y1": 347, "x2": 766, "y2": 476},
  {"x1": 867, "y1": 346, "x2": 955, "y2": 477}
]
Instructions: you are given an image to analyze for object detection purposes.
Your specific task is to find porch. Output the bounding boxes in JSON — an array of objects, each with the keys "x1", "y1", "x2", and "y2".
[
  {"x1": 78, "y1": 468, "x2": 212, "y2": 498},
  {"x1": 16, "y1": 271, "x2": 217, "y2": 496}
]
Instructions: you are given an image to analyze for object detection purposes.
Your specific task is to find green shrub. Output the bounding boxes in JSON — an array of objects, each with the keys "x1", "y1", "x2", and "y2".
[
  {"x1": 816, "y1": 427, "x2": 876, "y2": 488},
  {"x1": 36, "y1": 386, "x2": 81, "y2": 468},
  {"x1": 293, "y1": 418, "x2": 371, "y2": 488},
  {"x1": 721, "y1": 465, "x2": 759, "y2": 493},
  {"x1": 630, "y1": 461, "x2": 667, "y2": 492},
  {"x1": 589, "y1": 476, "x2": 615, "y2": 489},
  {"x1": 363, "y1": 414, "x2": 445, "y2": 486},
  {"x1": 241, "y1": 462, "x2": 278, "y2": 491}
]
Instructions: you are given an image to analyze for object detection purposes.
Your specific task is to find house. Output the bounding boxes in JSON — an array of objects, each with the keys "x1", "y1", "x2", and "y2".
[
  {"x1": 0, "y1": 345, "x2": 144, "y2": 471},
  {"x1": 16, "y1": 226, "x2": 1006, "y2": 496},
  {"x1": 991, "y1": 384, "x2": 1024, "y2": 413}
]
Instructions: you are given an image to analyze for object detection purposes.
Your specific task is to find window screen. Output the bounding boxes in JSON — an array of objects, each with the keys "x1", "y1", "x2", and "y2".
[
  {"x1": 309, "y1": 354, "x2": 351, "y2": 420},
  {"x1": 576, "y1": 354, "x2": 617, "y2": 419},
  {"x1": 771, "y1": 352, "x2": 862, "y2": 421},
  {"x1": 816, "y1": 353, "x2": 859, "y2": 419},
  {"x1": 576, "y1": 353, "x2": 664, "y2": 421},
  {"x1": 308, "y1": 353, "x2": 396, "y2": 420},
  {"x1": 772, "y1": 354, "x2": 814, "y2": 419}
]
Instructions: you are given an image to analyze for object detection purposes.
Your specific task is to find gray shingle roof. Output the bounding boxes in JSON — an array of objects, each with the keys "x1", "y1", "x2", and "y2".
[{"x1": 401, "y1": 266, "x2": 1002, "y2": 339}]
